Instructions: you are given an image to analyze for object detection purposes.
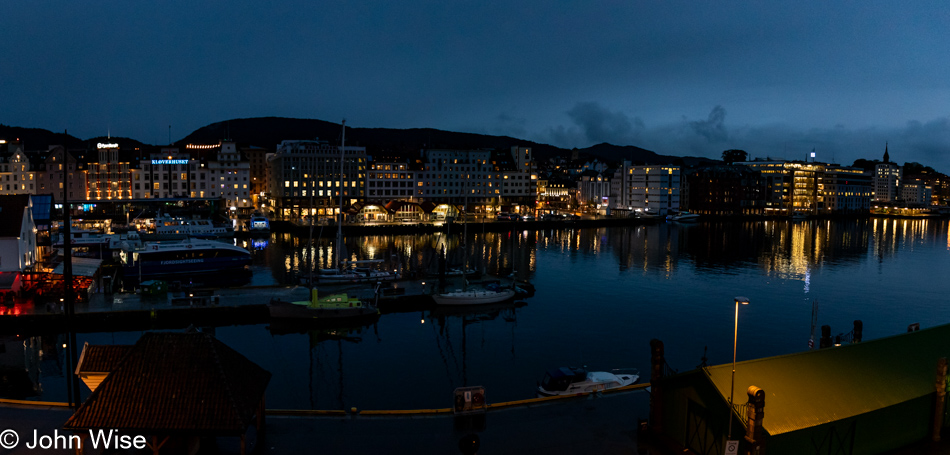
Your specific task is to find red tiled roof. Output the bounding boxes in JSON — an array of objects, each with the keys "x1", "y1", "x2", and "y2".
[
  {"x1": 74, "y1": 344, "x2": 133, "y2": 374},
  {"x1": 64, "y1": 332, "x2": 271, "y2": 434}
]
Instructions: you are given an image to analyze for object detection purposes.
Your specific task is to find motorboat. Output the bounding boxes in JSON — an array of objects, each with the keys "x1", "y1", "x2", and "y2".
[
  {"x1": 432, "y1": 281, "x2": 516, "y2": 306},
  {"x1": 667, "y1": 211, "x2": 700, "y2": 222},
  {"x1": 537, "y1": 366, "x2": 639, "y2": 397},
  {"x1": 248, "y1": 212, "x2": 271, "y2": 235},
  {"x1": 268, "y1": 288, "x2": 379, "y2": 321},
  {"x1": 120, "y1": 238, "x2": 251, "y2": 281}
]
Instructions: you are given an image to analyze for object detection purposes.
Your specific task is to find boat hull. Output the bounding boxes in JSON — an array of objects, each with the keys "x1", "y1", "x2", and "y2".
[
  {"x1": 432, "y1": 288, "x2": 516, "y2": 306},
  {"x1": 123, "y1": 256, "x2": 251, "y2": 279}
]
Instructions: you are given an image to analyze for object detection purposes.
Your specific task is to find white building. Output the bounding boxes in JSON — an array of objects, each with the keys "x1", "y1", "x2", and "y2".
[
  {"x1": 0, "y1": 195, "x2": 37, "y2": 272},
  {"x1": 611, "y1": 162, "x2": 681, "y2": 215},
  {"x1": 901, "y1": 179, "x2": 933, "y2": 206},
  {"x1": 873, "y1": 145, "x2": 902, "y2": 202},
  {"x1": 821, "y1": 166, "x2": 873, "y2": 213}
]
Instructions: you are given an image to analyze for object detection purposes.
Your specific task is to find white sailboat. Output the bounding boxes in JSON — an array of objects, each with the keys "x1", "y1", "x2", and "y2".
[{"x1": 433, "y1": 153, "x2": 515, "y2": 306}]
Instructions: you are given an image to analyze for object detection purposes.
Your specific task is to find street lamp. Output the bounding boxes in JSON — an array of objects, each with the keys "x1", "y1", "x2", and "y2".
[{"x1": 729, "y1": 296, "x2": 750, "y2": 439}]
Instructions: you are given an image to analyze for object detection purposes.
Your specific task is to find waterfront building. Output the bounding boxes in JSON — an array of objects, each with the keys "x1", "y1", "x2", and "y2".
[
  {"x1": 610, "y1": 161, "x2": 681, "y2": 216},
  {"x1": 244, "y1": 145, "x2": 268, "y2": 208},
  {"x1": 86, "y1": 142, "x2": 134, "y2": 200},
  {"x1": 202, "y1": 142, "x2": 252, "y2": 213},
  {"x1": 820, "y1": 165, "x2": 873, "y2": 214},
  {"x1": 415, "y1": 147, "x2": 537, "y2": 216},
  {"x1": 368, "y1": 160, "x2": 418, "y2": 201},
  {"x1": 0, "y1": 142, "x2": 36, "y2": 195},
  {"x1": 901, "y1": 178, "x2": 933, "y2": 207},
  {"x1": 684, "y1": 165, "x2": 766, "y2": 216},
  {"x1": 42, "y1": 146, "x2": 87, "y2": 203},
  {"x1": 874, "y1": 144, "x2": 902, "y2": 202},
  {"x1": 267, "y1": 139, "x2": 367, "y2": 221},
  {"x1": 133, "y1": 147, "x2": 197, "y2": 200},
  {"x1": 736, "y1": 160, "x2": 825, "y2": 215},
  {"x1": 577, "y1": 171, "x2": 612, "y2": 214},
  {"x1": 0, "y1": 194, "x2": 37, "y2": 272},
  {"x1": 540, "y1": 175, "x2": 575, "y2": 214}
]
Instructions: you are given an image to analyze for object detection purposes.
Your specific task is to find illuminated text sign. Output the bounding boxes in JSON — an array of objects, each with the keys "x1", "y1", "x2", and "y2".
[{"x1": 151, "y1": 159, "x2": 189, "y2": 165}]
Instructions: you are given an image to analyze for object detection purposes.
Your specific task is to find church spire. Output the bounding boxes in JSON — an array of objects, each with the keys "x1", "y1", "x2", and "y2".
[{"x1": 883, "y1": 142, "x2": 890, "y2": 164}]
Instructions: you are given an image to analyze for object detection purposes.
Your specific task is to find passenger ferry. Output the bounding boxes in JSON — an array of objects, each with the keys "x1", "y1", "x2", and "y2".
[
  {"x1": 121, "y1": 238, "x2": 251, "y2": 280},
  {"x1": 151, "y1": 214, "x2": 234, "y2": 239}
]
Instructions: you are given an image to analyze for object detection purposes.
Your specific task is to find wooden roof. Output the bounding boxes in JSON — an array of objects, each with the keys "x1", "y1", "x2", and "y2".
[{"x1": 64, "y1": 332, "x2": 271, "y2": 434}]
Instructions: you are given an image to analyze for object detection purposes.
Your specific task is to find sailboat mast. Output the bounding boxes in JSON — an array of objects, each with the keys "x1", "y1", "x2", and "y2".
[{"x1": 336, "y1": 119, "x2": 346, "y2": 269}]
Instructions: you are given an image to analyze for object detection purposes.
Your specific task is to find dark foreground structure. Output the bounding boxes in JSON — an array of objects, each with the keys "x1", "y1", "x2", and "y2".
[
  {"x1": 650, "y1": 323, "x2": 950, "y2": 454},
  {"x1": 64, "y1": 331, "x2": 271, "y2": 454}
]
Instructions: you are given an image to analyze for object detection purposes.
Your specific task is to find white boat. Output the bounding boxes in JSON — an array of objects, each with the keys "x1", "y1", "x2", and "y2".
[
  {"x1": 537, "y1": 366, "x2": 639, "y2": 397},
  {"x1": 432, "y1": 287, "x2": 516, "y2": 305},
  {"x1": 667, "y1": 212, "x2": 700, "y2": 222},
  {"x1": 152, "y1": 214, "x2": 234, "y2": 238},
  {"x1": 309, "y1": 259, "x2": 399, "y2": 284}
]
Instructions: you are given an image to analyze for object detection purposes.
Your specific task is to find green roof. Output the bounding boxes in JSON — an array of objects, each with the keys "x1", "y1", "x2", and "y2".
[{"x1": 704, "y1": 323, "x2": 950, "y2": 436}]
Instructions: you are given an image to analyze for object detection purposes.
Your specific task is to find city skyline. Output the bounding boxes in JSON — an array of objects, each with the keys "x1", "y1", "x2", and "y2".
[{"x1": 3, "y1": 2, "x2": 950, "y2": 170}]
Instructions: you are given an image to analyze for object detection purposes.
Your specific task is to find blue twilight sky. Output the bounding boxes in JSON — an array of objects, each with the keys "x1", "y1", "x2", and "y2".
[{"x1": 3, "y1": 1, "x2": 950, "y2": 171}]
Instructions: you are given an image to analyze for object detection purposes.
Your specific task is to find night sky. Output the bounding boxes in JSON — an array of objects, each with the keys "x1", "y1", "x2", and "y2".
[{"x1": 3, "y1": 1, "x2": 950, "y2": 170}]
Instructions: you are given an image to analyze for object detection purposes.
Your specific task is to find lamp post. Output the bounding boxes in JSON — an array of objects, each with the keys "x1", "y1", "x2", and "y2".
[{"x1": 729, "y1": 296, "x2": 750, "y2": 439}]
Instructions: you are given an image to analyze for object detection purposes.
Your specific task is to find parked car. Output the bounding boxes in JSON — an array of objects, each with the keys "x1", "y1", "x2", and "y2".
[
  {"x1": 542, "y1": 214, "x2": 564, "y2": 221},
  {"x1": 564, "y1": 214, "x2": 581, "y2": 220},
  {"x1": 496, "y1": 212, "x2": 520, "y2": 221},
  {"x1": 522, "y1": 214, "x2": 536, "y2": 221}
]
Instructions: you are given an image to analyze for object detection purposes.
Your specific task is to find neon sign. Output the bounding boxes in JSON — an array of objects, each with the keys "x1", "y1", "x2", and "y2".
[
  {"x1": 97, "y1": 143, "x2": 119, "y2": 149},
  {"x1": 151, "y1": 159, "x2": 189, "y2": 165}
]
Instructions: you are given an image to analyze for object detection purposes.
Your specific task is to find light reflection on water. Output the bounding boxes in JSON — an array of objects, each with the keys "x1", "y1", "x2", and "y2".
[{"x1": 9, "y1": 218, "x2": 950, "y2": 409}]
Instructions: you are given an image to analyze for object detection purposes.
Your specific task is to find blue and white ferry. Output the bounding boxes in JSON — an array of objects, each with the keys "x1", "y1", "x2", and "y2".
[{"x1": 121, "y1": 238, "x2": 251, "y2": 281}]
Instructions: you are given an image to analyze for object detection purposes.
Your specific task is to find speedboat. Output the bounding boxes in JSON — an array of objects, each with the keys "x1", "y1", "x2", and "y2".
[
  {"x1": 667, "y1": 212, "x2": 700, "y2": 222},
  {"x1": 268, "y1": 288, "x2": 379, "y2": 321},
  {"x1": 537, "y1": 366, "x2": 639, "y2": 397}
]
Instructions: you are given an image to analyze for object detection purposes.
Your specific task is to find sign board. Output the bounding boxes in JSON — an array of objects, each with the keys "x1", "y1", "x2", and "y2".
[
  {"x1": 724, "y1": 440, "x2": 739, "y2": 455},
  {"x1": 151, "y1": 159, "x2": 189, "y2": 165},
  {"x1": 453, "y1": 386, "x2": 486, "y2": 415}
]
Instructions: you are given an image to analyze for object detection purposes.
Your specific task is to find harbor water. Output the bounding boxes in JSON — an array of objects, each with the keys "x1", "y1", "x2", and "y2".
[{"x1": 5, "y1": 217, "x2": 950, "y2": 410}]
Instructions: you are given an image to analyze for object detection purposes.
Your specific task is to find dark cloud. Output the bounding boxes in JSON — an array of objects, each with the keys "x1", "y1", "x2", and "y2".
[
  {"x1": 688, "y1": 105, "x2": 728, "y2": 143},
  {"x1": 566, "y1": 102, "x2": 644, "y2": 146},
  {"x1": 542, "y1": 103, "x2": 950, "y2": 173}
]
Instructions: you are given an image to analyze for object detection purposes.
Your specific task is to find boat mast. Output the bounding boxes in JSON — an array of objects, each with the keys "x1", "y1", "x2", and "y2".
[
  {"x1": 336, "y1": 119, "x2": 345, "y2": 270},
  {"x1": 308, "y1": 175, "x2": 314, "y2": 290}
]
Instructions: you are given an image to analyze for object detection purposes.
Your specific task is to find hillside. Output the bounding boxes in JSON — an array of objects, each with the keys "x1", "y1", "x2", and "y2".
[{"x1": 2, "y1": 117, "x2": 715, "y2": 167}]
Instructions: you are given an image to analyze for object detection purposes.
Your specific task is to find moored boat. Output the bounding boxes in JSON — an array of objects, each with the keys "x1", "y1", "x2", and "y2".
[
  {"x1": 120, "y1": 238, "x2": 251, "y2": 280},
  {"x1": 432, "y1": 282, "x2": 516, "y2": 306},
  {"x1": 537, "y1": 366, "x2": 639, "y2": 397},
  {"x1": 268, "y1": 288, "x2": 379, "y2": 320},
  {"x1": 248, "y1": 212, "x2": 271, "y2": 235}
]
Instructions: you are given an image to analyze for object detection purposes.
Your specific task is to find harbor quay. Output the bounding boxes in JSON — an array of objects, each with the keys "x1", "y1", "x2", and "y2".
[{"x1": 0, "y1": 390, "x2": 657, "y2": 455}]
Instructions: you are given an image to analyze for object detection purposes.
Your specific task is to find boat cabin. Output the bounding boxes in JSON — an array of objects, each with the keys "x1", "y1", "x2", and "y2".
[{"x1": 540, "y1": 367, "x2": 587, "y2": 392}]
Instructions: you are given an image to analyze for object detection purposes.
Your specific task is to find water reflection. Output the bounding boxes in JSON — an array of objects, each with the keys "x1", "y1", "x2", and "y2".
[{"x1": 255, "y1": 219, "x2": 949, "y2": 285}]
